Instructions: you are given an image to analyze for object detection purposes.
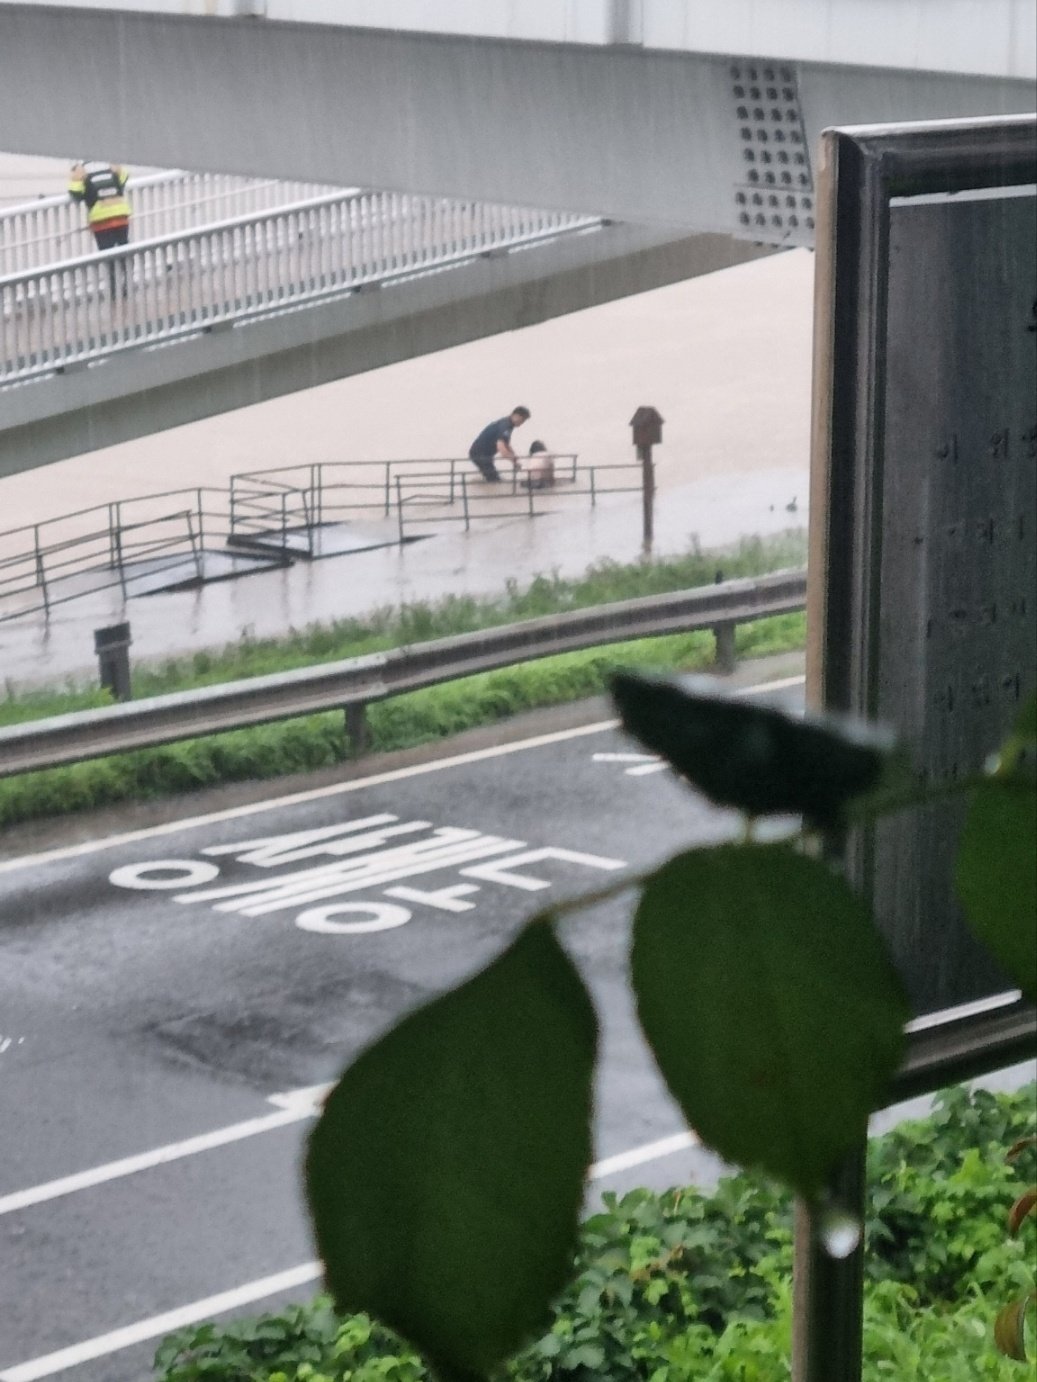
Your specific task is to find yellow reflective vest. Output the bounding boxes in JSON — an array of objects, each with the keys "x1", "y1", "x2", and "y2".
[{"x1": 69, "y1": 164, "x2": 131, "y2": 233}]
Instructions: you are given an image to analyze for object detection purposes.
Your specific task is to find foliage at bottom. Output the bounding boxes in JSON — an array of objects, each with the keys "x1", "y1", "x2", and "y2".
[{"x1": 155, "y1": 1084, "x2": 1035, "y2": 1381}]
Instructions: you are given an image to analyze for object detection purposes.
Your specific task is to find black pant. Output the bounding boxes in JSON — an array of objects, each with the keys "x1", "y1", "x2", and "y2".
[
  {"x1": 93, "y1": 225, "x2": 130, "y2": 297},
  {"x1": 469, "y1": 454, "x2": 501, "y2": 482}
]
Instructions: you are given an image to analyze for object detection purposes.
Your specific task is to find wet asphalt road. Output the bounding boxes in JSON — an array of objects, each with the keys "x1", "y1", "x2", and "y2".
[{"x1": 0, "y1": 689, "x2": 809, "y2": 1382}]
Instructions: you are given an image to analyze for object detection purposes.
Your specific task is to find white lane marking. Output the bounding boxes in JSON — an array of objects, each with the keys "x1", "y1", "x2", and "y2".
[
  {"x1": 0, "y1": 1264, "x2": 324, "y2": 1382},
  {"x1": 592, "y1": 752, "x2": 655, "y2": 763},
  {"x1": 0, "y1": 674, "x2": 805, "y2": 877},
  {"x1": 590, "y1": 1130, "x2": 698, "y2": 1178},
  {"x1": 0, "y1": 1098, "x2": 316, "y2": 1219},
  {"x1": 0, "y1": 721, "x2": 618, "y2": 875},
  {"x1": 266, "y1": 1083, "x2": 332, "y2": 1115},
  {"x1": 592, "y1": 751, "x2": 669, "y2": 777},
  {"x1": 0, "y1": 1127, "x2": 702, "y2": 1381}
]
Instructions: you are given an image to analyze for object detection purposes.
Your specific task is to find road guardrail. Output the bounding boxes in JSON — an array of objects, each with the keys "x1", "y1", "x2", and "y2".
[{"x1": 0, "y1": 569, "x2": 807, "y2": 778}]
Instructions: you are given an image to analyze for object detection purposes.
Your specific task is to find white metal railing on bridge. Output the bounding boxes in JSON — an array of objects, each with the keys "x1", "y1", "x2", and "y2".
[
  {"x1": 0, "y1": 191, "x2": 601, "y2": 386},
  {"x1": 0, "y1": 169, "x2": 341, "y2": 277}
]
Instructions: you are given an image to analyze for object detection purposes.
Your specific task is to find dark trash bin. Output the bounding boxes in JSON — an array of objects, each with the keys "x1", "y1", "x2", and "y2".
[{"x1": 94, "y1": 622, "x2": 132, "y2": 701}]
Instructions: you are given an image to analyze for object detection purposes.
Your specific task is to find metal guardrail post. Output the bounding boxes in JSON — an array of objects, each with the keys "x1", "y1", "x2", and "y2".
[
  {"x1": 196, "y1": 488, "x2": 205, "y2": 553},
  {"x1": 449, "y1": 458, "x2": 456, "y2": 505},
  {"x1": 395, "y1": 476, "x2": 405, "y2": 544},
  {"x1": 461, "y1": 473, "x2": 470, "y2": 531},
  {"x1": 590, "y1": 467, "x2": 597, "y2": 507},
  {"x1": 713, "y1": 622, "x2": 737, "y2": 673},
  {"x1": 345, "y1": 702, "x2": 370, "y2": 756},
  {"x1": 384, "y1": 463, "x2": 392, "y2": 518}
]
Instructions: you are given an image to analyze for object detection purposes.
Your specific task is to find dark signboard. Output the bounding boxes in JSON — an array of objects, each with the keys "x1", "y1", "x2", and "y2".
[{"x1": 808, "y1": 116, "x2": 1037, "y2": 1016}]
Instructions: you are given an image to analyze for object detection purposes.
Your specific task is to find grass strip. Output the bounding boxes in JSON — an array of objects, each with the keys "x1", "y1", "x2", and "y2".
[{"x1": 0, "y1": 536, "x2": 806, "y2": 828}]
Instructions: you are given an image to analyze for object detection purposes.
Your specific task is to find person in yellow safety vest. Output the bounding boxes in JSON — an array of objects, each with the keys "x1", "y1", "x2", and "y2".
[{"x1": 69, "y1": 161, "x2": 132, "y2": 296}]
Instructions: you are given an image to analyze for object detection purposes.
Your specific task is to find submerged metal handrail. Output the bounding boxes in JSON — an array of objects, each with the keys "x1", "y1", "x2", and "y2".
[
  {"x1": 0, "y1": 192, "x2": 602, "y2": 384},
  {"x1": 0, "y1": 569, "x2": 807, "y2": 775},
  {"x1": 0, "y1": 450, "x2": 637, "y2": 623},
  {"x1": 0, "y1": 487, "x2": 241, "y2": 622},
  {"x1": 0, "y1": 169, "x2": 340, "y2": 277}
]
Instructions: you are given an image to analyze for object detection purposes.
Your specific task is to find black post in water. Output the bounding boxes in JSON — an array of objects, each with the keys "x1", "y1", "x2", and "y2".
[
  {"x1": 94, "y1": 623, "x2": 133, "y2": 701},
  {"x1": 630, "y1": 406, "x2": 664, "y2": 555}
]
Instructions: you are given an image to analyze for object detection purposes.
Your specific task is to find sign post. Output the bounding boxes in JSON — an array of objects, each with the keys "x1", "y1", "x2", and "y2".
[{"x1": 630, "y1": 406, "x2": 663, "y2": 554}]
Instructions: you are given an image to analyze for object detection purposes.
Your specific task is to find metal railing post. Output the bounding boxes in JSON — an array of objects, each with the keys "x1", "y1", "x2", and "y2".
[
  {"x1": 187, "y1": 509, "x2": 204, "y2": 583},
  {"x1": 395, "y1": 476, "x2": 405, "y2": 544},
  {"x1": 590, "y1": 467, "x2": 597, "y2": 508},
  {"x1": 461, "y1": 474, "x2": 470, "y2": 531},
  {"x1": 33, "y1": 524, "x2": 49, "y2": 613},
  {"x1": 792, "y1": 1148, "x2": 868, "y2": 1382},
  {"x1": 384, "y1": 463, "x2": 392, "y2": 518},
  {"x1": 109, "y1": 501, "x2": 127, "y2": 594},
  {"x1": 196, "y1": 488, "x2": 205, "y2": 552}
]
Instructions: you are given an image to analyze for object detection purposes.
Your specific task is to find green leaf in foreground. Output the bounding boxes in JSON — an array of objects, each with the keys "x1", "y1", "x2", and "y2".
[
  {"x1": 305, "y1": 921, "x2": 597, "y2": 1381},
  {"x1": 956, "y1": 778, "x2": 1037, "y2": 1002},
  {"x1": 611, "y1": 671, "x2": 892, "y2": 829},
  {"x1": 631, "y1": 843, "x2": 909, "y2": 1198}
]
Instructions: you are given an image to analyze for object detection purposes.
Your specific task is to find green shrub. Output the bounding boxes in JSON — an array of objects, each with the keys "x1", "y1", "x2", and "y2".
[{"x1": 154, "y1": 1084, "x2": 1035, "y2": 1382}]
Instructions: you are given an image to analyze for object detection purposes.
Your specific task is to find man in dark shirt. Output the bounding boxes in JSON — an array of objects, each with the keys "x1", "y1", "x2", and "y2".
[{"x1": 468, "y1": 406, "x2": 530, "y2": 481}]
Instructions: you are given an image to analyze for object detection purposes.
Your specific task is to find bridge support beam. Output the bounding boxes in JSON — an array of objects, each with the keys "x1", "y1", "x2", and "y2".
[{"x1": 0, "y1": 6, "x2": 1031, "y2": 239}]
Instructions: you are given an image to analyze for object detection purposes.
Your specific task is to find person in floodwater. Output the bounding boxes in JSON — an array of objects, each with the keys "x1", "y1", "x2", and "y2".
[
  {"x1": 467, "y1": 406, "x2": 530, "y2": 482},
  {"x1": 524, "y1": 440, "x2": 556, "y2": 491}
]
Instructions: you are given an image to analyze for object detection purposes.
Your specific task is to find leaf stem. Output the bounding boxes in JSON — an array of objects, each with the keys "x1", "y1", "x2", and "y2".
[{"x1": 541, "y1": 869, "x2": 652, "y2": 923}]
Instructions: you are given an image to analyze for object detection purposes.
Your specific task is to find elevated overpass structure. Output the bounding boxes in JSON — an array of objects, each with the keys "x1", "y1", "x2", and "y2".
[{"x1": 0, "y1": 0, "x2": 1033, "y2": 476}]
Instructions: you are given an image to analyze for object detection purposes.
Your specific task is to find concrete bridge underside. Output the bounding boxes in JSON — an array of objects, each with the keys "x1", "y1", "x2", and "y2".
[{"x1": 2, "y1": 7, "x2": 1030, "y2": 230}]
